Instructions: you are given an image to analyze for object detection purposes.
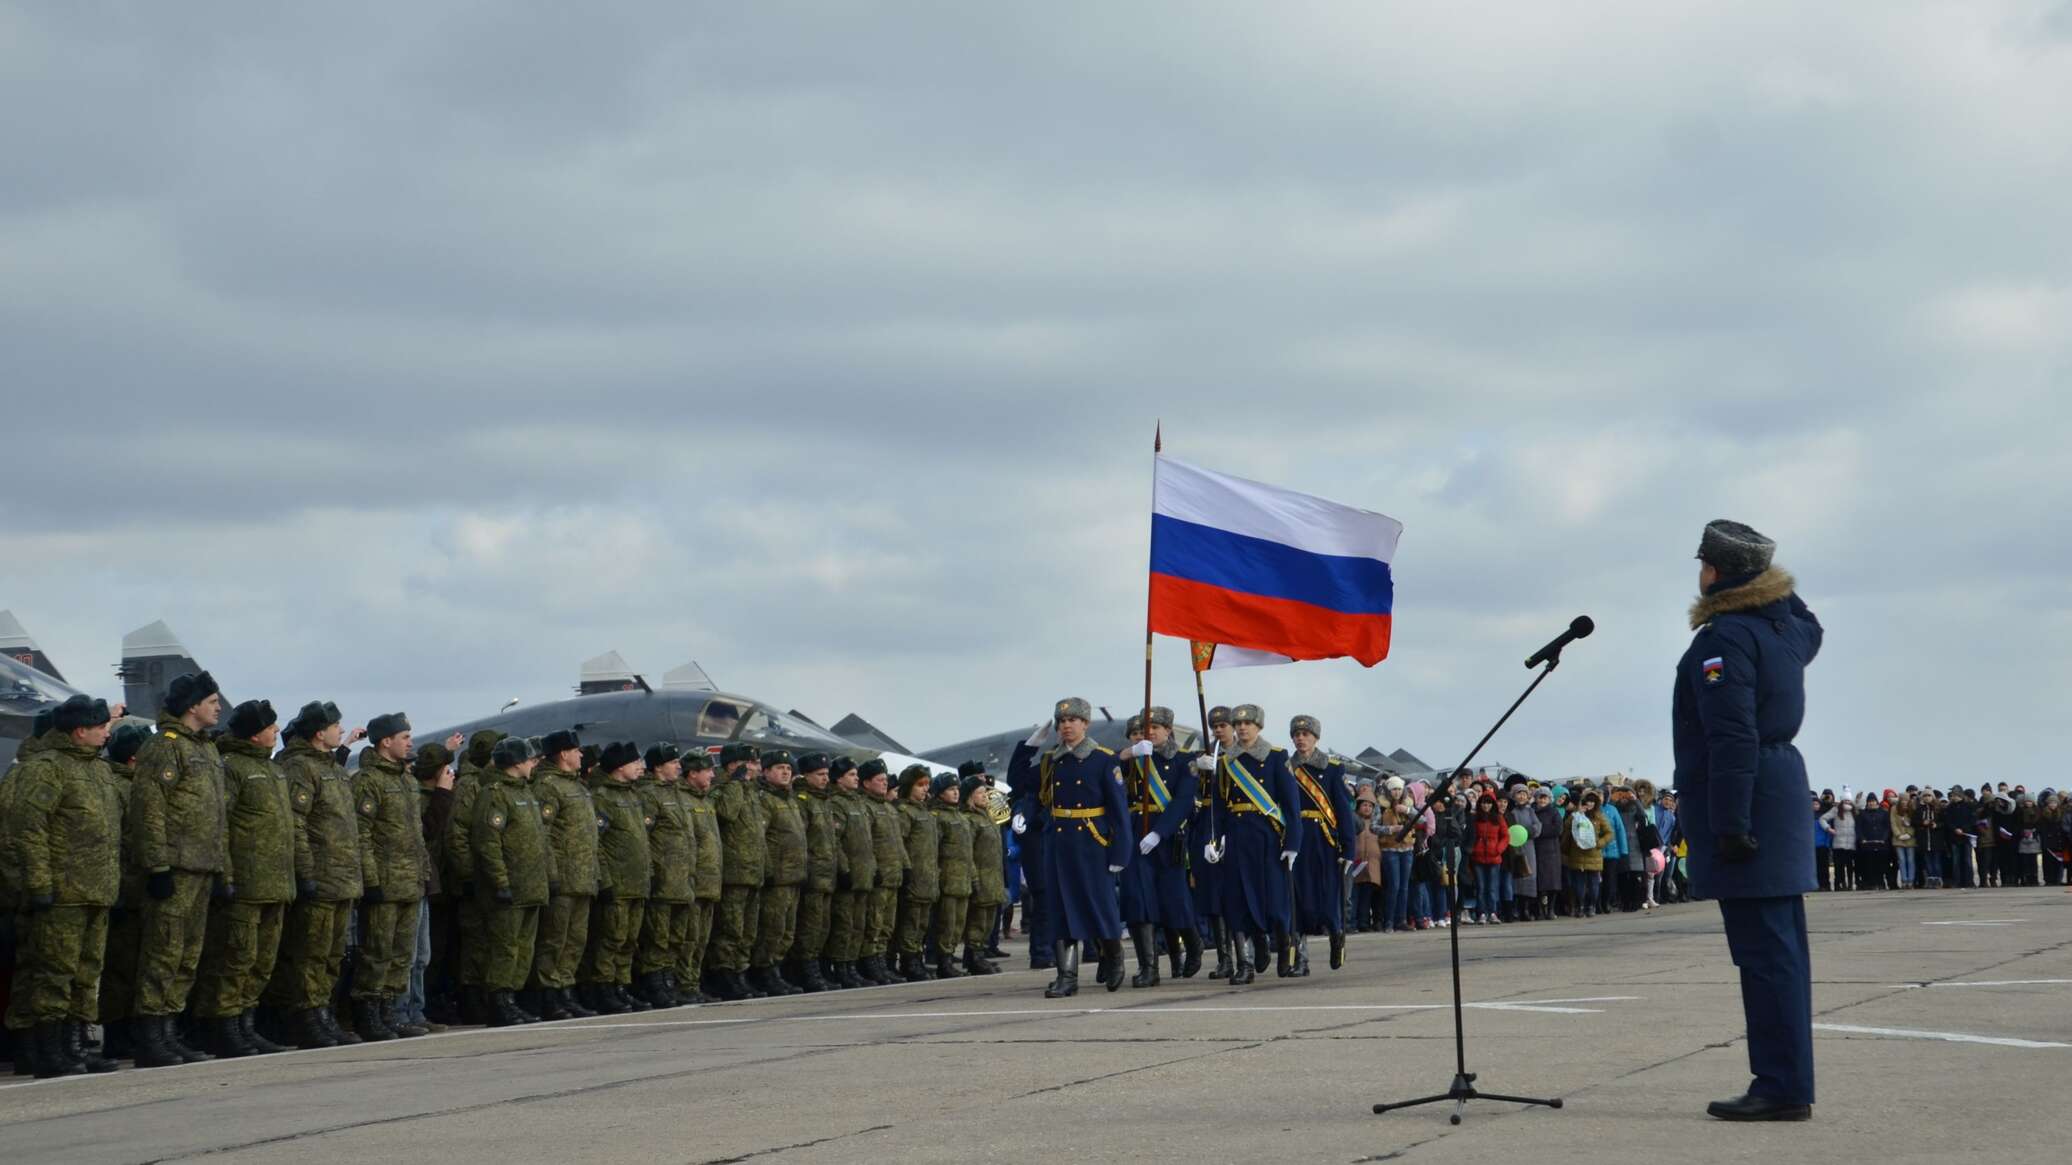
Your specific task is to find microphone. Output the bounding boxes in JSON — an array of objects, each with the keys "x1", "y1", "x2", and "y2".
[{"x1": 1524, "y1": 616, "x2": 1595, "y2": 669}]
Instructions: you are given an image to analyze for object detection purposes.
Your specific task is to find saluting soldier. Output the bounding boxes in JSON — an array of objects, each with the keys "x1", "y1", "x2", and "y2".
[
  {"x1": 680, "y1": 752, "x2": 723, "y2": 1004},
  {"x1": 707, "y1": 743, "x2": 769, "y2": 1001},
  {"x1": 634, "y1": 743, "x2": 695, "y2": 1008},
  {"x1": 443, "y1": 729, "x2": 503, "y2": 1022},
  {"x1": 584, "y1": 742, "x2": 652, "y2": 1014},
  {"x1": 472, "y1": 737, "x2": 554, "y2": 1027},
  {"x1": 95, "y1": 721, "x2": 151, "y2": 1062},
  {"x1": 1030, "y1": 697, "x2": 1132, "y2": 998},
  {"x1": 751, "y1": 750, "x2": 808, "y2": 996},
  {"x1": 930, "y1": 774, "x2": 976, "y2": 980},
  {"x1": 9, "y1": 696, "x2": 123, "y2": 1077},
  {"x1": 1004, "y1": 722, "x2": 1056, "y2": 972},
  {"x1": 127, "y1": 670, "x2": 228, "y2": 1065},
  {"x1": 531, "y1": 730, "x2": 597, "y2": 1021},
  {"x1": 351, "y1": 713, "x2": 430, "y2": 1041},
  {"x1": 193, "y1": 700, "x2": 302, "y2": 1057},
  {"x1": 1117, "y1": 706, "x2": 1200, "y2": 988},
  {"x1": 859, "y1": 759, "x2": 907, "y2": 985},
  {"x1": 960, "y1": 765, "x2": 1007, "y2": 975},
  {"x1": 1288, "y1": 714, "x2": 1357, "y2": 974},
  {"x1": 787, "y1": 753, "x2": 841, "y2": 993},
  {"x1": 824, "y1": 757, "x2": 875, "y2": 989},
  {"x1": 1206, "y1": 704, "x2": 1300, "y2": 987},
  {"x1": 264, "y1": 701, "x2": 365, "y2": 1050},
  {"x1": 1197, "y1": 706, "x2": 1234, "y2": 978},
  {"x1": 892, "y1": 765, "x2": 941, "y2": 983}
]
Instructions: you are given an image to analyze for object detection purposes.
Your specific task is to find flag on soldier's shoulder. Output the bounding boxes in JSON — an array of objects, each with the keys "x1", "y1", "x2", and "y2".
[{"x1": 1151, "y1": 455, "x2": 1401, "y2": 667}]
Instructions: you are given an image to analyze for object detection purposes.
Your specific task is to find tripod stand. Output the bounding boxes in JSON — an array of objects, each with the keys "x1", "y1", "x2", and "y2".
[{"x1": 1371, "y1": 656, "x2": 1568, "y2": 1125}]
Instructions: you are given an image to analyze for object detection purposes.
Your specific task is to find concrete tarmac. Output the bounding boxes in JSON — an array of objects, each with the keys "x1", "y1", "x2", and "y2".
[{"x1": 4, "y1": 886, "x2": 2068, "y2": 1164}]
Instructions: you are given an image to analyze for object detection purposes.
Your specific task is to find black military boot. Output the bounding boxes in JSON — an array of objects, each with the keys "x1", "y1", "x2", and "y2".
[
  {"x1": 168, "y1": 1017, "x2": 215, "y2": 1063},
  {"x1": 592, "y1": 982, "x2": 633, "y2": 1014},
  {"x1": 1251, "y1": 933, "x2": 1271, "y2": 974},
  {"x1": 963, "y1": 945, "x2": 999, "y2": 975},
  {"x1": 487, "y1": 991, "x2": 528, "y2": 1028},
  {"x1": 206, "y1": 1015, "x2": 254, "y2": 1058},
  {"x1": 867, "y1": 955, "x2": 901, "y2": 986},
  {"x1": 320, "y1": 1005, "x2": 362, "y2": 1046},
  {"x1": 1291, "y1": 934, "x2": 1312, "y2": 978},
  {"x1": 1097, "y1": 939, "x2": 1126, "y2": 992},
  {"x1": 1274, "y1": 934, "x2": 1297, "y2": 978},
  {"x1": 290, "y1": 1008, "x2": 337, "y2": 1050},
  {"x1": 537, "y1": 987, "x2": 573, "y2": 1021},
  {"x1": 1328, "y1": 930, "x2": 1346, "y2": 971},
  {"x1": 69, "y1": 1021, "x2": 119, "y2": 1073},
  {"x1": 459, "y1": 985, "x2": 490, "y2": 1026},
  {"x1": 1208, "y1": 920, "x2": 1233, "y2": 979},
  {"x1": 32, "y1": 1023, "x2": 85, "y2": 1078},
  {"x1": 895, "y1": 952, "x2": 928, "y2": 983},
  {"x1": 1043, "y1": 942, "x2": 1080, "y2": 999},
  {"x1": 797, "y1": 960, "x2": 831, "y2": 992},
  {"x1": 352, "y1": 998, "x2": 397, "y2": 1042},
  {"x1": 101, "y1": 1018, "x2": 134, "y2": 1061},
  {"x1": 1227, "y1": 931, "x2": 1255, "y2": 986},
  {"x1": 560, "y1": 986, "x2": 598, "y2": 1018},
  {"x1": 127, "y1": 1016, "x2": 179, "y2": 1068},
  {"x1": 833, "y1": 961, "x2": 865, "y2": 989},
  {"x1": 1177, "y1": 928, "x2": 1203, "y2": 978},
  {"x1": 1129, "y1": 925, "x2": 1159, "y2": 989},
  {"x1": 615, "y1": 983, "x2": 652, "y2": 1012}
]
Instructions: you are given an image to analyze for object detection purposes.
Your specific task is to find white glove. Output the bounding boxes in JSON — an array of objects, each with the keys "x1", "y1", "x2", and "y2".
[
  {"x1": 1203, "y1": 838, "x2": 1225, "y2": 864},
  {"x1": 1193, "y1": 755, "x2": 1216, "y2": 774},
  {"x1": 1108, "y1": 864, "x2": 1124, "y2": 875},
  {"x1": 1281, "y1": 850, "x2": 1298, "y2": 870},
  {"x1": 1138, "y1": 830, "x2": 1160, "y2": 855},
  {"x1": 1024, "y1": 721, "x2": 1054, "y2": 749},
  {"x1": 1011, "y1": 812, "x2": 1027, "y2": 835},
  {"x1": 1126, "y1": 739, "x2": 1154, "y2": 759}
]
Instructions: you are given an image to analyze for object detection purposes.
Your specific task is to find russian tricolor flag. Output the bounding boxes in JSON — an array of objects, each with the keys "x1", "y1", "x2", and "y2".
[{"x1": 1150, "y1": 456, "x2": 1402, "y2": 667}]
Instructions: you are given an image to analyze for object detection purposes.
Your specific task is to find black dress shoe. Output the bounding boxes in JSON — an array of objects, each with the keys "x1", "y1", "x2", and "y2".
[{"x1": 1707, "y1": 1094, "x2": 1811, "y2": 1122}]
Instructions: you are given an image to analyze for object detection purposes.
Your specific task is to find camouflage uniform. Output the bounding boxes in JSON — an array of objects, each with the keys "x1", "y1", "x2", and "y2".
[
  {"x1": 264, "y1": 738, "x2": 362, "y2": 1013},
  {"x1": 352, "y1": 752, "x2": 428, "y2": 1003},
  {"x1": 531, "y1": 763, "x2": 598, "y2": 991},
  {"x1": 894, "y1": 796, "x2": 940, "y2": 960},
  {"x1": 442, "y1": 732, "x2": 501, "y2": 995},
  {"x1": 9, "y1": 736, "x2": 122, "y2": 1024},
  {"x1": 97, "y1": 762, "x2": 142, "y2": 1030},
  {"x1": 709, "y1": 768, "x2": 768, "y2": 975},
  {"x1": 633, "y1": 775, "x2": 694, "y2": 989},
  {"x1": 751, "y1": 780, "x2": 807, "y2": 978},
  {"x1": 966, "y1": 800, "x2": 1009, "y2": 954},
  {"x1": 583, "y1": 780, "x2": 650, "y2": 990},
  {"x1": 863, "y1": 787, "x2": 907, "y2": 972},
  {"x1": 1, "y1": 731, "x2": 59, "y2": 1041},
  {"x1": 788, "y1": 779, "x2": 842, "y2": 982},
  {"x1": 931, "y1": 794, "x2": 975, "y2": 972},
  {"x1": 194, "y1": 737, "x2": 302, "y2": 1019},
  {"x1": 472, "y1": 769, "x2": 554, "y2": 993},
  {"x1": 826, "y1": 785, "x2": 877, "y2": 971},
  {"x1": 127, "y1": 716, "x2": 228, "y2": 1018},
  {"x1": 681, "y1": 778, "x2": 722, "y2": 993}
]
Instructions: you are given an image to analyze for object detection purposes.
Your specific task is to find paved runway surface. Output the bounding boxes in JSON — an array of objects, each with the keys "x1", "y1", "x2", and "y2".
[{"x1": 5, "y1": 887, "x2": 2068, "y2": 1163}]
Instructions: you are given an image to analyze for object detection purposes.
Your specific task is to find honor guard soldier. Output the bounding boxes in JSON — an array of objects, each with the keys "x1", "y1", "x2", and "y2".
[
  {"x1": 787, "y1": 753, "x2": 841, "y2": 993},
  {"x1": 583, "y1": 742, "x2": 653, "y2": 1013},
  {"x1": 473, "y1": 737, "x2": 553, "y2": 1027},
  {"x1": 1119, "y1": 706, "x2": 1200, "y2": 987},
  {"x1": 1197, "y1": 706, "x2": 1234, "y2": 978},
  {"x1": 858, "y1": 759, "x2": 907, "y2": 986},
  {"x1": 527, "y1": 731, "x2": 597, "y2": 1019},
  {"x1": 634, "y1": 744, "x2": 696, "y2": 1008},
  {"x1": 1029, "y1": 697, "x2": 1133, "y2": 998},
  {"x1": 1675, "y1": 520, "x2": 1823, "y2": 1121},
  {"x1": 707, "y1": 743, "x2": 769, "y2": 1001},
  {"x1": 9, "y1": 696, "x2": 123, "y2": 1077},
  {"x1": 264, "y1": 701, "x2": 365, "y2": 1051},
  {"x1": 127, "y1": 670, "x2": 228, "y2": 1065},
  {"x1": 1005, "y1": 723, "x2": 1056, "y2": 972},
  {"x1": 824, "y1": 757, "x2": 876, "y2": 989},
  {"x1": 750, "y1": 751, "x2": 808, "y2": 996},
  {"x1": 680, "y1": 752, "x2": 723, "y2": 1004},
  {"x1": 1288, "y1": 715, "x2": 1357, "y2": 973},
  {"x1": 930, "y1": 775, "x2": 976, "y2": 979},
  {"x1": 891, "y1": 766, "x2": 941, "y2": 982},
  {"x1": 193, "y1": 700, "x2": 301, "y2": 1057},
  {"x1": 352, "y1": 713, "x2": 431, "y2": 1041},
  {"x1": 959, "y1": 764, "x2": 1006, "y2": 975},
  {"x1": 443, "y1": 729, "x2": 504, "y2": 1022},
  {"x1": 1205, "y1": 704, "x2": 1299, "y2": 987}
]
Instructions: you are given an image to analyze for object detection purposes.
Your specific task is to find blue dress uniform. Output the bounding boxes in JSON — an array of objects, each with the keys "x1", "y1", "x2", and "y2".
[
  {"x1": 1119, "y1": 731, "x2": 1199, "y2": 986},
  {"x1": 1214, "y1": 737, "x2": 1299, "y2": 985},
  {"x1": 1289, "y1": 741, "x2": 1357, "y2": 971},
  {"x1": 1006, "y1": 741, "x2": 1054, "y2": 969},
  {"x1": 1674, "y1": 555, "x2": 1823, "y2": 1117},
  {"x1": 1028, "y1": 716, "x2": 1133, "y2": 998}
]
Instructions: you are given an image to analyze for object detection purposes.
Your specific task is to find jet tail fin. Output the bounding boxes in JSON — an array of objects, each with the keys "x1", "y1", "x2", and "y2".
[
  {"x1": 118, "y1": 620, "x2": 206, "y2": 720},
  {"x1": 0, "y1": 610, "x2": 66, "y2": 683},
  {"x1": 578, "y1": 650, "x2": 645, "y2": 696}
]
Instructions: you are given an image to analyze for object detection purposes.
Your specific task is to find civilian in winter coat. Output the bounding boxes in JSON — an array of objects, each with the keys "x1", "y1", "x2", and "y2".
[
  {"x1": 1532, "y1": 790, "x2": 1563, "y2": 911},
  {"x1": 1351, "y1": 794, "x2": 1383, "y2": 931}
]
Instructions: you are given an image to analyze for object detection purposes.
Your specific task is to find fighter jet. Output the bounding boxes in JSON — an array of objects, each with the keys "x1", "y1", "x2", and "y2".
[{"x1": 0, "y1": 612, "x2": 180, "y2": 771}]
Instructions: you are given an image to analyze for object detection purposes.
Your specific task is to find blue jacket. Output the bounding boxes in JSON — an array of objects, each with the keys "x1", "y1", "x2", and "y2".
[
  {"x1": 1652, "y1": 803, "x2": 1678, "y2": 848},
  {"x1": 1601, "y1": 800, "x2": 1630, "y2": 860},
  {"x1": 1673, "y1": 568, "x2": 1823, "y2": 900}
]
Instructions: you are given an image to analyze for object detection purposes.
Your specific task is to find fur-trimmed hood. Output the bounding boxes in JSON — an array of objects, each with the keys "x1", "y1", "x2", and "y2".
[{"x1": 1689, "y1": 567, "x2": 1796, "y2": 630}]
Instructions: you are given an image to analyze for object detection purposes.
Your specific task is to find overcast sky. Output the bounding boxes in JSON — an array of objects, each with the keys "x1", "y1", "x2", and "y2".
[{"x1": 5, "y1": 3, "x2": 2069, "y2": 786}]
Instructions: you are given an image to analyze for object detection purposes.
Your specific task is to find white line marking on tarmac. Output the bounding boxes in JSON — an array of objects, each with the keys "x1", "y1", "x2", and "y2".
[
  {"x1": 1885, "y1": 979, "x2": 2072, "y2": 990},
  {"x1": 1919, "y1": 920, "x2": 2026, "y2": 927},
  {"x1": 1814, "y1": 1023, "x2": 2070, "y2": 1049}
]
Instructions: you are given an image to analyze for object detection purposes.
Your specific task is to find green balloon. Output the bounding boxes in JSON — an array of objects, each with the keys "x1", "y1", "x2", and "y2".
[{"x1": 1508, "y1": 824, "x2": 1529, "y2": 848}]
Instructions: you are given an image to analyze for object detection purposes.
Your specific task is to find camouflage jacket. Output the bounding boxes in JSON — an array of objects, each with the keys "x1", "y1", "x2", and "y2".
[
  {"x1": 444, "y1": 764, "x2": 484, "y2": 888},
  {"x1": 796, "y1": 782, "x2": 842, "y2": 893},
  {"x1": 127, "y1": 715, "x2": 229, "y2": 876},
  {"x1": 278, "y1": 740, "x2": 362, "y2": 901},
  {"x1": 968, "y1": 803, "x2": 1007, "y2": 907},
  {"x1": 218, "y1": 737, "x2": 302, "y2": 903},
  {"x1": 714, "y1": 771, "x2": 769, "y2": 887},
  {"x1": 638, "y1": 778, "x2": 695, "y2": 903},
  {"x1": 866, "y1": 792, "x2": 906, "y2": 890},
  {"x1": 898, "y1": 800, "x2": 940, "y2": 902},
  {"x1": 472, "y1": 769, "x2": 554, "y2": 906},
  {"x1": 761, "y1": 781, "x2": 808, "y2": 887},
  {"x1": 832, "y1": 787, "x2": 877, "y2": 891},
  {"x1": 593, "y1": 780, "x2": 652, "y2": 897},
  {"x1": 9, "y1": 736, "x2": 123, "y2": 906},
  {"x1": 933, "y1": 801, "x2": 976, "y2": 898},
  {"x1": 0, "y1": 732, "x2": 61, "y2": 907},
  {"x1": 684, "y1": 782, "x2": 722, "y2": 901},
  {"x1": 535, "y1": 767, "x2": 599, "y2": 896},
  {"x1": 354, "y1": 752, "x2": 428, "y2": 901}
]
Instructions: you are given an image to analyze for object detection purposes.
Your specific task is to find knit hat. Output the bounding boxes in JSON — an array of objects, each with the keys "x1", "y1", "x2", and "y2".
[
  {"x1": 1385, "y1": 776, "x2": 1406, "y2": 794},
  {"x1": 490, "y1": 737, "x2": 534, "y2": 769},
  {"x1": 413, "y1": 742, "x2": 454, "y2": 780},
  {"x1": 163, "y1": 670, "x2": 220, "y2": 716},
  {"x1": 107, "y1": 723, "x2": 151, "y2": 765},
  {"x1": 53, "y1": 694, "x2": 112, "y2": 731},
  {"x1": 1696, "y1": 519, "x2": 1776, "y2": 576}
]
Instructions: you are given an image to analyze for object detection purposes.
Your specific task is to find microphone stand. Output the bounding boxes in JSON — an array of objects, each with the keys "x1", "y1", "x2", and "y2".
[{"x1": 1371, "y1": 654, "x2": 1569, "y2": 1125}]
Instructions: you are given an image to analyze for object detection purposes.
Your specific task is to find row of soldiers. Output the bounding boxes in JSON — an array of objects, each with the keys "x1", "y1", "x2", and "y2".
[{"x1": 0, "y1": 671, "x2": 1012, "y2": 1079}]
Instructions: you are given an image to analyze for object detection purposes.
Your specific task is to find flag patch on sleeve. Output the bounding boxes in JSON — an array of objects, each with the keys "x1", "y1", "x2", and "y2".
[{"x1": 1702, "y1": 657, "x2": 1725, "y2": 684}]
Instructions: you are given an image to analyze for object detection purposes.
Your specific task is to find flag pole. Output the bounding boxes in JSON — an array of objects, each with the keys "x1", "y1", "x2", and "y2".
[
  {"x1": 1142, "y1": 423, "x2": 1160, "y2": 738},
  {"x1": 1194, "y1": 664, "x2": 1217, "y2": 839}
]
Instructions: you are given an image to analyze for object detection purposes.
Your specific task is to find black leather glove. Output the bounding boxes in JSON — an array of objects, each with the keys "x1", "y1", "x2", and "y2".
[
  {"x1": 212, "y1": 879, "x2": 237, "y2": 902},
  {"x1": 363, "y1": 885, "x2": 386, "y2": 905},
  {"x1": 549, "y1": 882, "x2": 562, "y2": 898},
  {"x1": 596, "y1": 886, "x2": 616, "y2": 905},
  {"x1": 1716, "y1": 833, "x2": 1760, "y2": 864},
  {"x1": 27, "y1": 892, "x2": 53, "y2": 913},
  {"x1": 146, "y1": 870, "x2": 176, "y2": 900},
  {"x1": 296, "y1": 879, "x2": 317, "y2": 902},
  {"x1": 494, "y1": 887, "x2": 514, "y2": 905}
]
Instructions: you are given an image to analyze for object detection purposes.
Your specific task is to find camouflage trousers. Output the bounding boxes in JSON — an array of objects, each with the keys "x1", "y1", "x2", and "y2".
[
  {"x1": 483, "y1": 904, "x2": 539, "y2": 992},
  {"x1": 966, "y1": 897, "x2": 1006, "y2": 949},
  {"x1": 134, "y1": 871, "x2": 211, "y2": 1017},
  {"x1": 709, "y1": 884, "x2": 762, "y2": 973},
  {"x1": 264, "y1": 899, "x2": 351, "y2": 1010},
  {"x1": 932, "y1": 895, "x2": 970, "y2": 957},
  {"x1": 2, "y1": 912, "x2": 28, "y2": 1033},
  {"x1": 532, "y1": 893, "x2": 592, "y2": 989},
  {"x1": 454, "y1": 893, "x2": 486, "y2": 987},
  {"x1": 680, "y1": 899, "x2": 717, "y2": 988},
  {"x1": 194, "y1": 900, "x2": 286, "y2": 1018},
  {"x1": 634, "y1": 900, "x2": 690, "y2": 976},
  {"x1": 16, "y1": 905, "x2": 108, "y2": 1023},
  {"x1": 353, "y1": 898, "x2": 419, "y2": 1000},
  {"x1": 864, "y1": 885, "x2": 901, "y2": 958},
  {"x1": 894, "y1": 892, "x2": 938, "y2": 956},
  {"x1": 789, "y1": 889, "x2": 833, "y2": 965},
  {"x1": 825, "y1": 889, "x2": 869, "y2": 962},
  {"x1": 582, "y1": 897, "x2": 645, "y2": 985},
  {"x1": 751, "y1": 885, "x2": 800, "y2": 969},
  {"x1": 99, "y1": 902, "x2": 141, "y2": 1023}
]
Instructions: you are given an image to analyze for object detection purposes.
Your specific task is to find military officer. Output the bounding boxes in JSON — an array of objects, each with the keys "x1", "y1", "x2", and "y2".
[
  {"x1": 472, "y1": 737, "x2": 554, "y2": 1027},
  {"x1": 1197, "y1": 706, "x2": 1234, "y2": 978},
  {"x1": 960, "y1": 765, "x2": 1007, "y2": 975},
  {"x1": 443, "y1": 729, "x2": 504, "y2": 1022},
  {"x1": 9, "y1": 695, "x2": 122, "y2": 1077},
  {"x1": 194, "y1": 700, "x2": 302, "y2": 1057},
  {"x1": 127, "y1": 670, "x2": 228, "y2": 1065},
  {"x1": 929, "y1": 774, "x2": 976, "y2": 979},
  {"x1": 1675, "y1": 520, "x2": 1823, "y2": 1121},
  {"x1": 825, "y1": 757, "x2": 876, "y2": 988},
  {"x1": 1207, "y1": 704, "x2": 1299, "y2": 987},
  {"x1": 1288, "y1": 714, "x2": 1357, "y2": 974},
  {"x1": 680, "y1": 752, "x2": 723, "y2": 1004},
  {"x1": 787, "y1": 753, "x2": 841, "y2": 993},
  {"x1": 1004, "y1": 723, "x2": 1055, "y2": 972},
  {"x1": 1030, "y1": 697, "x2": 1133, "y2": 998},
  {"x1": 1118, "y1": 706, "x2": 1200, "y2": 988},
  {"x1": 634, "y1": 743, "x2": 695, "y2": 1008},
  {"x1": 750, "y1": 750, "x2": 808, "y2": 996},
  {"x1": 583, "y1": 742, "x2": 652, "y2": 1014},
  {"x1": 531, "y1": 729, "x2": 598, "y2": 1020},
  {"x1": 707, "y1": 743, "x2": 769, "y2": 1001},
  {"x1": 859, "y1": 759, "x2": 906, "y2": 985},
  {"x1": 892, "y1": 765, "x2": 941, "y2": 982},
  {"x1": 351, "y1": 713, "x2": 430, "y2": 1041},
  {"x1": 264, "y1": 701, "x2": 365, "y2": 1050}
]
